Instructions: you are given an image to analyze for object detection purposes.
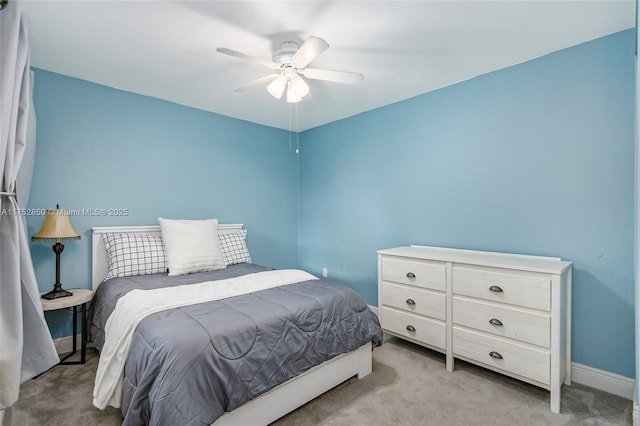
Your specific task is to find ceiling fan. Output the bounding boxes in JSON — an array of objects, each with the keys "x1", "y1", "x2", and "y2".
[{"x1": 217, "y1": 36, "x2": 363, "y2": 103}]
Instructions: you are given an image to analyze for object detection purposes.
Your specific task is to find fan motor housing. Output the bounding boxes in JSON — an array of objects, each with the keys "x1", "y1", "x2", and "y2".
[{"x1": 272, "y1": 41, "x2": 300, "y2": 67}]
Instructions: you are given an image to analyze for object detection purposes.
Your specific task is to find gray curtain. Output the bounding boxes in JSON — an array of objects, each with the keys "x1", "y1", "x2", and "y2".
[{"x1": 0, "y1": 0, "x2": 59, "y2": 410}]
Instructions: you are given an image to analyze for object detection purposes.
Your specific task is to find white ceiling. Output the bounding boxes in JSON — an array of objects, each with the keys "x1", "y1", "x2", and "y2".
[{"x1": 22, "y1": 1, "x2": 635, "y2": 131}]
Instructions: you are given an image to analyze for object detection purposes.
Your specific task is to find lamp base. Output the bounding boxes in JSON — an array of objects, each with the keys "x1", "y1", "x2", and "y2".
[{"x1": 42, "y1": 288, "x2": 73, "y2": 300}]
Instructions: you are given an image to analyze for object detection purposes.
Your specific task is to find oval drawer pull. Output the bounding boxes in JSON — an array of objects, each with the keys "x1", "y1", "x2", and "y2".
[
  {"x1": 489, "y1": 318, "x2": 503, "y2": 326},
  {"x1": 406, "y1": 272, "x2": 416, "y2": 279},
  {"x1": 406, "y1": 325, "x2": 416, "y2": 332},
  {"x1": 406, "y1": 298, "x2": 416, "y2": 306},
  {"x1": 489, "y1": 351, "x2": 503, "y2": 360},
  {"x1": 489, "y1": 285, "x2": 503, "y2": 293}
]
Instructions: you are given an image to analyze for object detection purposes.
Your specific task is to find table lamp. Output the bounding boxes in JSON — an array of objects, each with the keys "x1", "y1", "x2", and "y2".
[{"x1": 32, "y1": 206, "x2": 81, "y2": 300}]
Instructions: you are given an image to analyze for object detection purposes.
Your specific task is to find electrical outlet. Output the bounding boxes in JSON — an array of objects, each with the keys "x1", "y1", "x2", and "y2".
[{"x1": 322, "y1": 268, "x2": 328, "y2": 278}]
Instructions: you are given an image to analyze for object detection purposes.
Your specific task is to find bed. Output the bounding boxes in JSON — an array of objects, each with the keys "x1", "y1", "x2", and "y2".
[{"x1": 89, "y1": 224, "x2": 382, "y2": 426}]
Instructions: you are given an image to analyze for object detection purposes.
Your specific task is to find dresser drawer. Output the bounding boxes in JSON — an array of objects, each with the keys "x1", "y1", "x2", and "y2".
[
  {"x1": 453, "y1": 297, "x2": 550, "y2": 348},
  {"x1": 381, "y1": 257, "x2": 446, "y2": 291},
  {"x1": 382, "y1": 282, "x2": 446, "y2": 321},
  {"x1": 382, "y1": 307, "x2": 446, "y2": 350},
  {"x1": 452, "y1": 265, "x2": 550, "y2": 311},
  {"x1": 453, "y1": 327, "x2": 550, "y2": 385}
]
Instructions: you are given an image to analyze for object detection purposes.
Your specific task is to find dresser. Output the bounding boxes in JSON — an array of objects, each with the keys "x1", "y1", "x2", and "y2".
[{"x1": 377, "y1": 245, "x2": 572, "y2": 413}]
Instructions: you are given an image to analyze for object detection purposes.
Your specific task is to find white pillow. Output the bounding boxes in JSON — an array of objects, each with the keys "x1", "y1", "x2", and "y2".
[{"x1": 158, "y1": 217, "x2": 227, "y2": 276}]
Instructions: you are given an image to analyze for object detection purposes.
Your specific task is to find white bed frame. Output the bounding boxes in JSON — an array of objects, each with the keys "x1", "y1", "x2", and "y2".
[{"x1": 91, "y1": 225, "x2": 373, "y2": 426}]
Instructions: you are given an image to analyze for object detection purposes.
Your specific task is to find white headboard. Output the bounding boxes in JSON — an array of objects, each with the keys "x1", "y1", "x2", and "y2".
[{"x1": 91, "y1": 224, "x2": 244, "y2": 291}]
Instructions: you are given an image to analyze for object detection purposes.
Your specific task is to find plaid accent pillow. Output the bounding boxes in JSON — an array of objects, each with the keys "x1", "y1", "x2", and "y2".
[
  {"x1": 219, "y1": 230, "x2": 251, "y2": 265},
  {"x1": 103, "y1": 233, "x2": 168, "y2": 280}
]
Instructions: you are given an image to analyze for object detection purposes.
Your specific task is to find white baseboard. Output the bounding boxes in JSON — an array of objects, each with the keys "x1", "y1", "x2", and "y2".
[
  {"x1": 570, "y1": 362, "x2": 634, "y2": 400},
  {"x1": 571, "y1": 362, "x2": 636, "y2": 400},
  {"x1": 53, "y1": 334, "x2": 81, "y2": 355},
  {"x1": 368, "y1": 305, "x2": 378, "y2": 316}
]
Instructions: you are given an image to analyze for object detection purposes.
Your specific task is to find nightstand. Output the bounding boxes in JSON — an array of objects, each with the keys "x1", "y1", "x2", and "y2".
[{"x1": 41, "y1": 288, "x2": 93, "y2": 364}]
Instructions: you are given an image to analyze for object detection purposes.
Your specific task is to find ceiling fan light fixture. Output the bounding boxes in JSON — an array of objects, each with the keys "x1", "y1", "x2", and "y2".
[
  {"x1": 289, "y1": 74, "x2": 310, "y2": 99},
  {"x1": 267, "y1": 75, "x2": 287, "y2": 99},
  {"x1": 286, "y1": 82, "x2": 302, "y2": 103}
]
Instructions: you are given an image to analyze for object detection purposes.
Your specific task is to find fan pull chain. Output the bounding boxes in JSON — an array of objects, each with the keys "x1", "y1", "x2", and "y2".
[
  {"x1": 296, "y1": 103, "x2": 300, "y2": 155},
  {"x1": 288, "y1": 103, "x2": 292, "y2": 150}
]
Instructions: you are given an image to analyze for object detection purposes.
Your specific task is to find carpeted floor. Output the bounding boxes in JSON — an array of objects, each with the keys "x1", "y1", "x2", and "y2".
[{"x1": 5, "y1": 337, "x2": 632, "y2": 426}]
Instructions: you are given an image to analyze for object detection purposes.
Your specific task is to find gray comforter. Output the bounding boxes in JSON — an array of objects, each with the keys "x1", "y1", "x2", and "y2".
[{"x1": 89, "y1": 264, "x2": 383, "y2": 426}]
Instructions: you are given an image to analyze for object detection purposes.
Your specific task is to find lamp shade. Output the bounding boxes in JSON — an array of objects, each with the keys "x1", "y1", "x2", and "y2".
[
  {"x1": 32, "y1": 210, "x2": 81, "y2": 241},
  {"x1": 286, "y1": 82, "x2": 302, "y2": 104},
  {"x1": 289, "y1": 74, "x2": 309, "y2": 99},
  {"x1": 267, "y1": 75, "x2": 287, "y2": 99}
]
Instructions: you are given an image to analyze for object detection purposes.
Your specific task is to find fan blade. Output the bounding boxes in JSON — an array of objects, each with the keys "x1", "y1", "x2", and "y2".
[
  {"x1": 303, "y1": 68, "x2": 364, "y2": 85},
  {"x1": 234, "y1": 74, "x2": 279, "y2": 92},
  {"x1": 217, "y1": 48, "x2": 280, "y2": 70},
  {"x1": 291, "y1": 36, "x2": 329, "y2": 67}
]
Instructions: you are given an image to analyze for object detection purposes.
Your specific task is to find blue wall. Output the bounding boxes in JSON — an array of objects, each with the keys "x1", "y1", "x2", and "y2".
[
  {"x1": 299, "y1": 30, "x2": 636, "y2": 378},
  {"x1": 28, "y1": 69, "x2": 299, "y2": 338},
  {"x1": 29, "y1": 30, "x2": 636, "y2": 378}
]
